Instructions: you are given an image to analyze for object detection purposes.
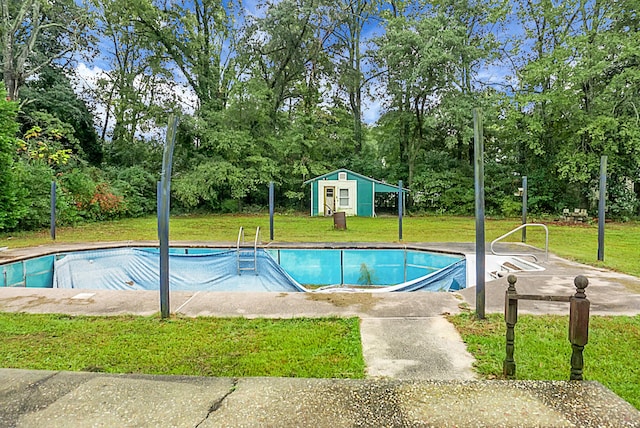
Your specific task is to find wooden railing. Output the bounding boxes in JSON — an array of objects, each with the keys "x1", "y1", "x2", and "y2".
[{"x1": 504, "y1": 274, "x2": 590, "y2": 380}]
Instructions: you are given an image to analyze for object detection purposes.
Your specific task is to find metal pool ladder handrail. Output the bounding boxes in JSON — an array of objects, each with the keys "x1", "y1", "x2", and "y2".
[
  {"x1": 236, "y1": 226, "x2": 245, "y2": 249},
  {"x1": 254, "y1": 226, "x2": 261, "y2": 250},
  {"x1": 490, "y1": 223, "x2": 549, "y2": 262},
  {"x1": 236, "y1": 226, "x2": 260, "y2": 274}
]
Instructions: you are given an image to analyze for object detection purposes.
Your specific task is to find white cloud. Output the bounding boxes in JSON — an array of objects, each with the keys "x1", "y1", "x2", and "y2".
[{"x1": 74, "y1": 62, "x2": 107, "y2": 90}]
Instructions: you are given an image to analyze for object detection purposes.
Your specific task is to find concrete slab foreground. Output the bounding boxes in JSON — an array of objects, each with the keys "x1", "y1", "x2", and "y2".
[
  {"x1": 1, "y1": 369, "x2": 638, "y2": 428},
  {"x1": 0, "y1": 369, "x2": 234, "y2": 428}
]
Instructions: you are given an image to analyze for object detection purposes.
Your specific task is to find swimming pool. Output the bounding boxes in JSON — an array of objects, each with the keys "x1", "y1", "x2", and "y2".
[{"x1": 0, "y1": 246, "x2": 466, "y2": 293}]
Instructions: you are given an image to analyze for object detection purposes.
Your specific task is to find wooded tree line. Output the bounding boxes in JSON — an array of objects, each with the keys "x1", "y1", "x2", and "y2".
[{"x1": 1, "y1": 0, "x2": 639, "y2": 231}]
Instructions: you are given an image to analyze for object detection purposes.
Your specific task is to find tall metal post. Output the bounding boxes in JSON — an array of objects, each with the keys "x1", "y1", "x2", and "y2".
[
  {"x1": 157, "y1": 181, "x2": 161, "y2": 234},
  {"x1": 473, "y1": 108, "x2": 486, "y2": 319},
  {"x1": 398, "y1": 180, "x2": 403, "y2": 241},
  {"x1": 50, "y1": 181, "x2": 56, "y2": 240},
  {"x1": 269, "y1": 181, "x2": 275, "y2": 241},
  {"x1": 597, "y1": 156, "x2": 607, "y2": 261},
  {"x1": 521, "y1": 176, "x2": 528, "y2": 243},
  {"x1": 158, "y1": 115, "x2": 179, "y2": 319}
]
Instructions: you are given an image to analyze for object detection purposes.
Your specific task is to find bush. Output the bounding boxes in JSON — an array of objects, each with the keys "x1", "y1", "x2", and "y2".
[
  {"x1": 0, "y1": 92, "x2": 23, "y2": 230},
  {"x1": 109, "y1": 166, "x2": 158, "y2": 217},
  {"x1": 606, "y1": 179, "x2": 639, "y2": 221},
  {"x1": 57, "y1": 168, "x2": 125, "y2": 223},
  {"x1": 220, "y1": 198, "x2": 240, "y2": 213},
  {"x1": 13, "y1": 161, "x2": 54, "y2": 230},
  {"x1": 412, "y1": 169, "x2": 475, "y2": 215}
]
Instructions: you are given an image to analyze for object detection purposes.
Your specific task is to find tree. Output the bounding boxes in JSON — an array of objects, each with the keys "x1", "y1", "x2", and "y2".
[
  {"x1": 507, "y1": 0, "x2": 640, "y2": 215},
  {"x1": 429, "y1": 0, "x2": 508, "y2": 163},
  {"x1": 374, "y1": 10, "x2": 467, "y2": 188},
  {"x1": 324, "y1": 0, "x2": 378, "y2": 150},
  {"x1": 240, "y1": 0, "x2": 326, "y2": 124},
  {"x1": 0, "y1": 0, "x2": 90, "y2": 100},
  {"x1": 130, "y1": 0, "x2": 236, "y2": 112},
  {"x1": 20, "y1": 65, "x2": 102, "y2": 165},
  {"x1": 90, "y1": 0, "x2": 180, "y2": 166}
]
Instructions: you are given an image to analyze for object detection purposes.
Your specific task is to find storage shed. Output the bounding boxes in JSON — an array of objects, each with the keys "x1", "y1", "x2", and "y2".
[{"x1": 304, "y1": 169, "x2": 407, "y2": 217}]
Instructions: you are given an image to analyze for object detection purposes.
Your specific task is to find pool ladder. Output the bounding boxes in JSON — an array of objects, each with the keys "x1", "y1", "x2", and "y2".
[{"x1": 237, "y1": 226, "x2": 260, "y2": 275}]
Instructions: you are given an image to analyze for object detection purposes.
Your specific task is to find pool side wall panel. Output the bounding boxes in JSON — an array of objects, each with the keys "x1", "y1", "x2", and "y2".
[
  {"x1": 1, "y1": 256, "x2": 55, "y2": 288},
  {"x1": 1, "y1": 247, "x2": 467, "y2": 290}
]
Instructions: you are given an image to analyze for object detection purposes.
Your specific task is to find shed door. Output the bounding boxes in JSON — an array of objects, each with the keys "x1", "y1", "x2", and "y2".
[{"x1": 324, "y1": 187, "x2": 335, "y2": 216}]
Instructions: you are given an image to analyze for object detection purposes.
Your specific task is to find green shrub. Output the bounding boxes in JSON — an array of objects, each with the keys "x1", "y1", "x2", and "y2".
[
  {"x1": 220, "y1": 198, "x2": 240, "y2": 213},
  {"x1": 412, "y1": 169, "x2": 475, "y2": 214},
  {"x1": 0, "y1": 91, "x2": 23, "y2": 230},
  {"x1": 13, "y1": 161, "x2": 53, "y2": 230},
  {"x1": 109, "y1": 166, "x2": 158, "y2": 217}
]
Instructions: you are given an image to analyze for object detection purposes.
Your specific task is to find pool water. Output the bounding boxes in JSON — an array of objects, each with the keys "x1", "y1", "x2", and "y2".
[{"x1": 268, "y1": 248, "x2": 462, "y2": 286}]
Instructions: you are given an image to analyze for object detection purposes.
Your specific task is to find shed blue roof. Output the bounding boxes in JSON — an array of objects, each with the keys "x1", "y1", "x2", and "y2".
[{"x1": 304, "y1": 169, "x2": 409, "y2": 193}]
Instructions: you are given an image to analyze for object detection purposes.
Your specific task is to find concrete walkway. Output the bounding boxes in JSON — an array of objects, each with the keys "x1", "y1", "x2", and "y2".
[{"x1": 1, "y1": 242, "x2": 639, "y2": 426}]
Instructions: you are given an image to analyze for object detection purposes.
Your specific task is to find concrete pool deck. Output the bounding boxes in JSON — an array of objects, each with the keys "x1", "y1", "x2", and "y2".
[{"x1": 1, "y1": 241, "x2": 639, "y2": 427}]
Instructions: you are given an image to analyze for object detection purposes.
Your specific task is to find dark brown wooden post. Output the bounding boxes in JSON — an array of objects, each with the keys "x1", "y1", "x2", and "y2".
[
  {"x1": 503, "y1": 274, "x2": 518, "y2": 378},
  {"x1": 569, "y1": 275, "x2": 590, "y2": 380}
]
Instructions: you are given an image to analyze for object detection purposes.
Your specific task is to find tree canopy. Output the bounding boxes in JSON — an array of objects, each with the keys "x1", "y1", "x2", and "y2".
[{"x1": 0, "y1": 0, "x2": 638, "y2": 230}]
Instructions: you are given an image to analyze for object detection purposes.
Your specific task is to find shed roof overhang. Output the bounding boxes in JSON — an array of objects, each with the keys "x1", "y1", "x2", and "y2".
[{"x1": 304, "y1": 168, "x2": 409, "y2": 193}]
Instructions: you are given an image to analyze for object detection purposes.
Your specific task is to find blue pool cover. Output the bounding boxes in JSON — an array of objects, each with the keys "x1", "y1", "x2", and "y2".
[{"x1": 52, "y1": 248, "x2": 466, "y2": 292}]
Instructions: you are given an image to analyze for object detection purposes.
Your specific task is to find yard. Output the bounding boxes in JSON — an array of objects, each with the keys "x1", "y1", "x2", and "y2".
[{"x1": 1, "y1": 214, "x2": 639, "y2": 408}]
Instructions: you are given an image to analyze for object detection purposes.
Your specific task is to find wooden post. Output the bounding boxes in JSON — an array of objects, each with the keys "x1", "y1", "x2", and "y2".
[
  {"x1": 569, "y1": 275, "x2": 590, "y2": 380},
  {"x1": 504, "y1": 274, "x2": 590, "y2": 381},
  {"x1": 503, "y1": 274, "x2": 518, "y2": 378}
]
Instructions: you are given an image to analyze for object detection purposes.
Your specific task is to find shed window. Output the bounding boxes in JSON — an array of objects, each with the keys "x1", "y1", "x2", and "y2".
[
  {"x1": 339, "y1": 189, "x2": 349, "y2": 207},
  {"x1": 338, "y1": 172, "x2": 347, "y2": 180}
]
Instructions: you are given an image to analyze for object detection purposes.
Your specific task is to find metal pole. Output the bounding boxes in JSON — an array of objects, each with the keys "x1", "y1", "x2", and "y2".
[
  {"x1": 50, "y1": 181, "x2": 56, "y2": 240},
  {"x1": 398, "y1": 180, "x2": 403, "y2": 241},
  {"x1": 597, "y1": 156, "x2": 607, "y2": 261},
  {"x1": 269, "y1": 182, "x2": 274, "y2": 241},
  {"x1": 521, "y1": 176, "x2": 528, "y2": 243},
  {"x1": 473, "y1": 108, "x2": 486, "y2": 320},
  {"x1": 157, "y1": 181, "x2": 161, "y2": 236},
  {"x1": 158, "y1": 115, "x2": 179, "y2": 319}
]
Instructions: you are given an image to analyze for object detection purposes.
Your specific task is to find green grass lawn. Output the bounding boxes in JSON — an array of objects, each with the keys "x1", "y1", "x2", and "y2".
[
  {"x1": 2, "y1": 213, "x2": 639, "y2": 277},
  {"x1": 1, "y1": 214, "x2": 638, "y2": 389},
  {"x1": 449, "y1": 312, "x2": 640, "y2": 409},
  {"x1": 0, "y1": 313, "x2": 365, "y2": 378}
]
